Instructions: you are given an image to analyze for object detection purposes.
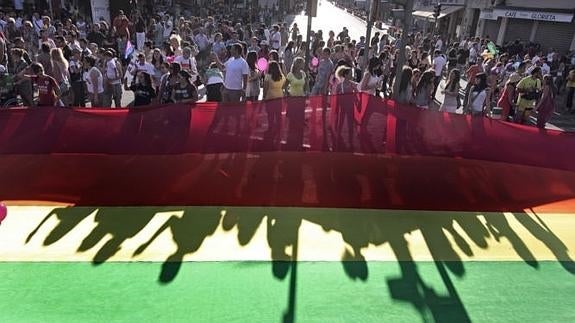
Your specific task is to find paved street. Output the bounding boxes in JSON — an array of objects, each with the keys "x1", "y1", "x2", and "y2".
[{"x1": 291, "y1": 0, "x2": 388, "y2": 40}]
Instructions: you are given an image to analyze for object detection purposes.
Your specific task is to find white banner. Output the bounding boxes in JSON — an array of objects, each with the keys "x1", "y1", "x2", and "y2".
[
  {"x1": 481, "y1": 9, "x2": 573, "y2": 23},
  {"x1": 90, "y1": 0, "x2": 110, "y2": 24}
]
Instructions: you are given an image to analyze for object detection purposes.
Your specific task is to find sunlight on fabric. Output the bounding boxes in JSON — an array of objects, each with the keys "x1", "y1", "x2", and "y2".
[{"x1": 1, "y1": 206, "x2": 574, "y2": 263}]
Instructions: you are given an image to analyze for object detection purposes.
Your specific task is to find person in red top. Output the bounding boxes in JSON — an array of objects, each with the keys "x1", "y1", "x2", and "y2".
[
  {"x1": 497, "y1": 73, "x2": 521, "y2": 121},
  {"x1": 113, "y1": 10, "x2": 131, "y2": 39},
  {"x1": 25, "y1": 63, "x2": 61, "y2": 107},
  {"x1": 464, "y1": 57, "x2": 484, "y2": 107}
]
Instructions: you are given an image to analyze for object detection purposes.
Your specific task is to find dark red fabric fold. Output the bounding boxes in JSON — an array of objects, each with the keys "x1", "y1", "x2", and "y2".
[
  {"x1": 1, "y1": 94, "x2": 575, "y2": 210},
  {"x1": 1, "y1": 93, "x2": 572, "y2": 171}
]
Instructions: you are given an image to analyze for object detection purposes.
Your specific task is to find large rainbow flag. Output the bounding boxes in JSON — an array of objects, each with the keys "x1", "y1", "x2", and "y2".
[{"x1": 1, "y1": 94, "x2": 574, "y2": 322}]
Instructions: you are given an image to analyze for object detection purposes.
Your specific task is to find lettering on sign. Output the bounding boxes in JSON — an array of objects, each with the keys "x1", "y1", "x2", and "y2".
[
  {"x1": 531, "y1": 13, "x2": 556, "y2": 21},
  {"x1": 481, "y1": 9, "x2": 573, "y2": 23},
  {"x1": 504, "y1": 11, "x2": 516, "y2": 18}
]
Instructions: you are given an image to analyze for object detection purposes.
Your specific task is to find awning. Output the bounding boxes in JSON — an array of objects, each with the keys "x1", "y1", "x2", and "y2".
[{"x1": 412, "y1": 6, "x2": 463, "y2": 21}]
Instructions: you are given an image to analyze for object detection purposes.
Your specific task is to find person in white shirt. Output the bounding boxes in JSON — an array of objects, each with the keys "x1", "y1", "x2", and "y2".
[
  {"x1": 208, "y1": 44, "x2": 250, "y2": 135},
  {"x1": 162, "y1": 15, "x2": 173, "y2": 40},
  {"x1": 103, "y1": 51, "x2": 123, "y2": 107},
  {"x1": 174, "y1": 47, "x2": 199, "y2": 83},
  {"x1": 211, "y1": 43, "x2": 249, "y2": 103},
  {"x1": 32, "y1": 12, "x2": 43, "y2": 36},
  {"x1": 270, "y1": 25, "x2": 281, "y2": 51},
  {"x1": 435, "y1": 36, "x2": 443, "y2": 52},
  {"x1": 432, "y1": 50, "x2": 447, "y2": 100},
  {"x1": 83, "y1": 55, "x2": 104, "y2": 107},
  {"x1": 547, "y1": 49, "x2": 557, "y2": 63},
  {"x1": 539, "y1": 58, "x2": 551, "y2": 76},
  {"x1": 125, "y1": 53, "x2": 155, "y2": 87},
  {"x1": 194, "y1": 29, "x2": 209, "y2": 52}
]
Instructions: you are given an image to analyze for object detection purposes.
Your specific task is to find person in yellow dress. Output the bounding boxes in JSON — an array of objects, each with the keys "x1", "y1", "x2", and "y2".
[
  {"x1": 282, "y1": 57, "x2": 308, "y2": 147},
  {"x1": 283, "y1": 57, "x2": 308, "y2": 97},
  {"x1": 515, "y1": 67, "x2": 542, "y2": 124},
  {"x1": 263, "y1": 60, "x2": 285, "y2": 136}
]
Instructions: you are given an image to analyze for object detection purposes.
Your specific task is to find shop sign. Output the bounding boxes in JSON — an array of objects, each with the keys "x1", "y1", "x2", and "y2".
[{"x1": 482, "y1": 9, "x2": 574, "y2": 23}]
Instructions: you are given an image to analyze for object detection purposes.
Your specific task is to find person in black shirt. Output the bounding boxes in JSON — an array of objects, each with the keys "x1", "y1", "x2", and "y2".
[
  {"x1": 447, "y1": 46, "x2": 458, "y2": 73},
  {"x1": 172, "y1": 70, "x2": 198, "y2": 104},
  {"x1": 55, "y1": 36, "x2": 73, "y2": 61},
  {"x1": 87, "y1": 24, "x2": 106, "y2": 48},
  {"x1": 69, "y1": 48, "x2": 86, "y2": 107},
  {"x1": 128, "y1": 71, "x2": 156, "y2": 106}
]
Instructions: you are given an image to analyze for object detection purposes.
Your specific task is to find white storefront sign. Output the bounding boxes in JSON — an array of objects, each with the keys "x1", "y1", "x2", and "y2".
[
  {"x1": 480, "y1": 10, "x2": 498, "y2": 21},
  {"x1": 481, "y1": 9, "x2": 574, "y2": 23},
  {"x1": 90, "y1": 0, "x2": 110, "y2": 23}
]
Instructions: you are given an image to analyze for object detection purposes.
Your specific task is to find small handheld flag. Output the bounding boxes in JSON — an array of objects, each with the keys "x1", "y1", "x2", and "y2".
[{"x1": 125, "y1": 41, "x2": 135, "y2": 60}]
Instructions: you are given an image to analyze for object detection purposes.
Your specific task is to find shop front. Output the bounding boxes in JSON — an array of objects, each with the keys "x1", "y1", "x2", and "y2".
[{"x1": 479, "y1": 7, "x2": 575, "y2": 53}]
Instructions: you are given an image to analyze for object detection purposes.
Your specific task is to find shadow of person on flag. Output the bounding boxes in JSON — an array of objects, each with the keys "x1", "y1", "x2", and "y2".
[
  {"x1": 26, "y1": 207, "x2": 98, "y2": 246},
  {"x1": 75, "y1": 207, "x2": 161, "y2": 265},
  {"x1": 513, "y1": 210, "x2": 575, "y2": 274},
  {"x1": 266, "y1": 208, "x2": 303, "y2": 323},
  {"x1": 133, "y1": 207, "x2": 222, "y2": 284}
]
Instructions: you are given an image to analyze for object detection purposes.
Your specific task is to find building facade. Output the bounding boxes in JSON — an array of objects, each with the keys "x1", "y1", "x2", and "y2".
[{"x1": 475, "y1": 0, "x2": 575, "y2": 53}]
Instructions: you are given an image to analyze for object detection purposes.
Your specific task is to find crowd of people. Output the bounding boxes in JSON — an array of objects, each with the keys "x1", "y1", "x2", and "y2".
[{"x1": 0, "y1": 1, "x2": 574, "y2": 130}]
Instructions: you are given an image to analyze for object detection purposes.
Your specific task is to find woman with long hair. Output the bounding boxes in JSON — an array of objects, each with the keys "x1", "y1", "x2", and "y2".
[
  {"x1": 50, "y1": 47, "x2": 70, "y2": 105},
  {"x1": 284, "y1": 57, "x2": 309, "y2": 149},
  {"x1": 169, "y1": 35, "x2": 183, "y2": 57},
  {"x1": 83, "y1": 55, "x2": 104, "y2": 107},
  {"x1": 268, "y1": 50, "x2": 285, "y2": 74},
  {"x1": 158, "y1": 62, "x2": 181, "y2": 104},
  {"x1": 245, "y1": 51, "x2": 261, "y2": 101},
  {"x1": 263, "y1": 60, "x2": 285, "y2": 136},
  {"x1": 411, "y1": 68, "x2": 421, "y2": 94},
  {"x1": 151, "y1": 48, "x2": 165, "y2": 90},
  {"x1": 414, "y1": 70, "x2": 435, "y2": 109},
  {"x1": 419, "y1": 52, "x2": 431, "y2": 71},
  {"x1": 439, "y1": 69, "x2": 461, "y2": 113},
  {"x1": 327, "y1": 30, "x2": 335, "y2": 48},
  {"x1": 163, "y1": 41, "x2": 175, "y2": 58},
  {"x1": 284, "y1": 57, "x2": 308, "y2": 97},
  {"x1": 128, "y1": 72, "x2": 156, "y2": 106},
  {"x1": 328, "y1": 59, "x2": 350, "y2": 96},
  {"x1": 356, "y1": 48, "x2": 368, "y2": 82},
  {"x1": 359, "y1": 57, "x2": 382, "y2": 96},
  {"x1": 333, "y1": 65, "x2": 358, "y2": 149},
  {"x1": 295, "y1": 40, "x2": 306, "y2": 58},
  {"x1": 466, "y1": 72, "x2": 488, "y2": 116},
  {"x1": 536, "y1": 74, "x2": 557, "y2": 129},
  {"x1": 395, "y1": 66, "x2": 414, "y2": 105},
  {"x1": 497, "y1": 73, "x2": 521, "y2": 121},
  {"x1": 172, "y1": 70, "x2": 198, "y2": 103},
  {"x1": 283, "y1": 41, "x2": 295, "y2": 74}
]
